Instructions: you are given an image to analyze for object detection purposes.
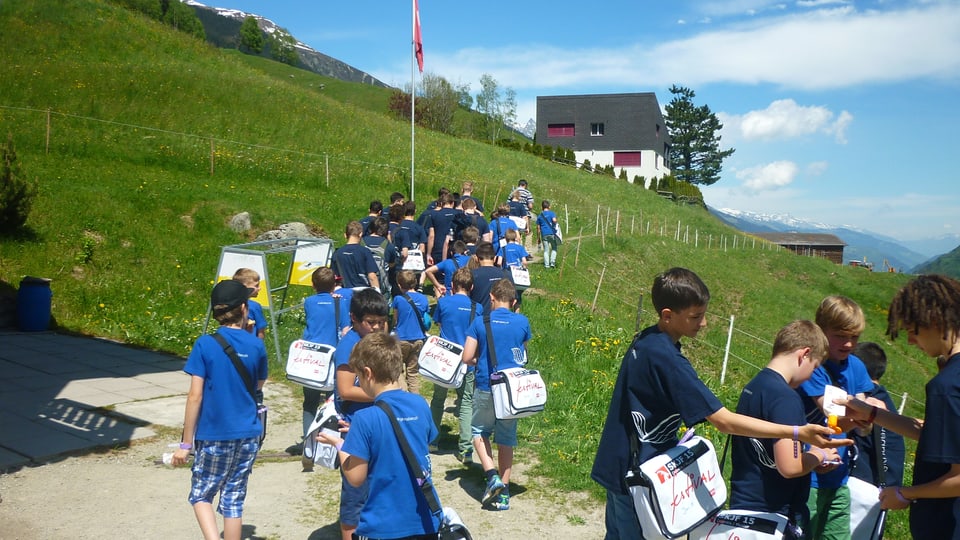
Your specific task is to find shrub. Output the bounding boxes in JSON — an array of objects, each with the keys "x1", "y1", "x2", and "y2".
[{"x1": 0, "y1": 135, "x2": 38, "y2": 233}]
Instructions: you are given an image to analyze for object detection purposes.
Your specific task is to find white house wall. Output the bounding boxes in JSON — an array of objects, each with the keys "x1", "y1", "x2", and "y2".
[{"x1": 573, "y1": 149, "x2": 670, "y2": 185}]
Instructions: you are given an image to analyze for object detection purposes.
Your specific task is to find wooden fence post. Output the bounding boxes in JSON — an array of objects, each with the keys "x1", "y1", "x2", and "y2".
[
  {"x1": 591, "y1": 265, "x2": 606, "y2": 312},
  {"x1": 45, "y1": 108, "x2": 51, "y2": 154},
  {"x1": 209, "y1": 138, "x2": 215, "y2": 175}
]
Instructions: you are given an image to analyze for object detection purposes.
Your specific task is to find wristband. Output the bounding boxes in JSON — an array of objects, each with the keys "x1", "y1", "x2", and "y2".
[
  {"x1": 335, "y1": 440, "x2": 344, "y2": 451},
  {"x1": 793, "y1": 426, "x2": 799, "y2": 458},
  {"x1": 815, "y1": 449, "x2": 827, "y2": 465},
  {"x1": 895, "y1": 487, "x2": 914, "y2": 505},
  {"x1": 867, "y1": 406, "x2": 878, "y2": 423},
  {"x1": 179, "y1": 442, "x2": 193, "y2": 450}
]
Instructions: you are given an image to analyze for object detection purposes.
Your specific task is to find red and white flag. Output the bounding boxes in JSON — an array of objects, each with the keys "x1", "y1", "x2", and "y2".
[{"x1": 414, "y1": 0, "x2": 424, "y2": 72}]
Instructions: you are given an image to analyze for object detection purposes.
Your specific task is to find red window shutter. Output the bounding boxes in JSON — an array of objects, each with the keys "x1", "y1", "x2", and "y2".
[
  {"x1": 547, "y1": 123, "x2": 575, "y2": 137},
  {"x1": 614, "y1": 152, "x2": 641, "y2": 167}
]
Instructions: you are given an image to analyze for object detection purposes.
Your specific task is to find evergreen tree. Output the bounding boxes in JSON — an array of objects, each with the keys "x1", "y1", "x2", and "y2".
[
  {"x1": 664, "y1": 85, "x2": 734, "y2": 186},
  {"x1": 0, "y1": 135, "x2": 38, "y2": 233}
]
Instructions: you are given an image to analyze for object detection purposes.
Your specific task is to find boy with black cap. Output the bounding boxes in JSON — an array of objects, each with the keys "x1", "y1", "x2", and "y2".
[{"x1": 171, "y1": 279, "x2": 269, "y2": 540}]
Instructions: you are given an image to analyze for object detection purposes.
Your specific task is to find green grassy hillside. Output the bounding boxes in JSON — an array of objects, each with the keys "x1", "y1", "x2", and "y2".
[{"x1": 0, "y1": 1, "x2": 931, "y2": 530}]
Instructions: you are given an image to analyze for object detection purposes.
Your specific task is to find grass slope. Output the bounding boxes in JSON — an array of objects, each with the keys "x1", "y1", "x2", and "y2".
[{"x1": 0, "y1": 1, "x2": 930, "y2": 531}]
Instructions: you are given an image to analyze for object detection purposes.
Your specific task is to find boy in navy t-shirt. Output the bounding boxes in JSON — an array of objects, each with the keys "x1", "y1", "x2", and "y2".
[
  {"x1": 591, "y1": 267, "x2": 845, "y2": 539},
  {"x1": 318, "y1": 332, "x2": 441, "y2": 539},
  {"x1": 462, "y1": 278, "x2": 532, "y2": 511},
  {"x1": 731, "y1": 320, "x2": 841, "y2": 533},
  {"x1": 841, "y1": 275, "x2": 960, "y2": 539}
]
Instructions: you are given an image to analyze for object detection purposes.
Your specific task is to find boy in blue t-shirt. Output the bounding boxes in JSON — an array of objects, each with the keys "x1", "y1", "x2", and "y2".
[
  {"x1": 233, "y1": 268, "x2": 267, "y2": 339},
  {"x1": 497, "y1": 228, "x2": 529, "y2": 269},
  {"x1": 591, "y1": 267, "x2": 845, "y2": 539},
  {"x1": 171, "y1": 279, "x2": 268, "y2": 540},
  {"x1": 462, "y1": 278, "x2": 532, "y2": 511},
  {"x1": 731, "y1": 320, "x2": 841, "y2": 534},
  {"x1": 796, "y1": 295, "x2": 879, "y2": 540},
  {"x1": 299, "y1": 267, "x2": 351, "y2": 462},
  {"x1": 424, "y1": 240, "x2": 470, "y2": 297},
  {"x1": 318, "y1": 332, "x2": 441, "y2": 539},
  {"x1": 332, "y1": 287, "x2": 389, "y2": 540},
  {"x1": 536, "y1": 199, "x2": 559, "y2": 268},
  {"x1": 430, "y1": 267, "x2": 483, "y2": 463},
  {"x1": 390, "y1": 270, "x2": 430, "y2": 395}
]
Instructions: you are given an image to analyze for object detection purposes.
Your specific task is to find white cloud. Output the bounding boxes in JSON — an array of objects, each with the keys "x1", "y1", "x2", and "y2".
[
  {"x1": 736, "y1": 160, "x2": 800, "y2": 190},
  {"x1": 413, "y1": 3, "x2": 960, "y2": 94},
  {"x1": 796, "y1": 0, "x2": 850, "y2": 7},
  {"x1": 807, "y1": 161, "x2": 829, "y2": 176},
  {"x1": 722, "y1": 99, "x2": 853, "y2": 143}
]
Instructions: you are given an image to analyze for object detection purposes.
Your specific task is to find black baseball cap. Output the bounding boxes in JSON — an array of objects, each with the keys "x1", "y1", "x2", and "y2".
[
  {"x1": 211, "y1": 279, "x2": 253, "y2": 310},
  {"x1": 518, "y1": 179, "x2": 528, "y2": 186}
]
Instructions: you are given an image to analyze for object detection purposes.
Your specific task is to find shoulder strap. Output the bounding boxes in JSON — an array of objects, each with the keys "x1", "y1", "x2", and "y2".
[
  {"x1": 211, "y1": 332, "x2": 258, "y2": 406},
  {"x1": 402, "y1": 292, "x2": 428, "y2": 334},
  {"x1": 469, "y1": 302, "x2": 477, "y2": 324},
  {"x1": 334, "y1": 296, "x2": 342, "y2": 344},
  {"x1": 483, "y1": 313, "x2": 498, "y2": 370},
  {"x1": 375, "y1": 400, "x2": 442, "y2": 515}
]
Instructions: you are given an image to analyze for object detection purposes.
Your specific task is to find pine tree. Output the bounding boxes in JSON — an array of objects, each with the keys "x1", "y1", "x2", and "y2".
[{"x1": 664, "y1": 85, "x2": 734, "y2": 186}]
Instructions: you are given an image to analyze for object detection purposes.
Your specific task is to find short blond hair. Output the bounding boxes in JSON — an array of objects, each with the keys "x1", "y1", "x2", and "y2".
[
  {"x1": 773, "y1": 320, "x2": 829, "y2": 362},
  {"x1": 349, "y1": 332, "x2": 403, "y2": 383},
  {"x1": 232, "y1": 267, "x2": 260, "y2": 286},
  {"x1": 815, "y1": 295, "x2": 865, "y2": 334}
]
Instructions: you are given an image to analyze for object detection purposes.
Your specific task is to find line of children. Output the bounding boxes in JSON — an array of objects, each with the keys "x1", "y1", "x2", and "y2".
[{"x1": 592, "y1": 267, "x2": 846, "y2": 539}]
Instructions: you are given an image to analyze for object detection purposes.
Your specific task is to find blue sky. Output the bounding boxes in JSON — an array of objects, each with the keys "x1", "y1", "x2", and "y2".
[{"x1": 209, "y1": 0, "x2": 959, "y2": 243}]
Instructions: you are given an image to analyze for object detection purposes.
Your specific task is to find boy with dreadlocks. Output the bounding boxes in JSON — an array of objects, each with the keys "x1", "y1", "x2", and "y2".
[{"x1": 842, "y1": 274, "x2": 960, "y2": 539}]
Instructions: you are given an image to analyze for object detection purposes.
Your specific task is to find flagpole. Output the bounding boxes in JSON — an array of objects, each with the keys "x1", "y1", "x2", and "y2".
[{"x1": 410, "y1": 0, "x2": 416, "y2": 203}]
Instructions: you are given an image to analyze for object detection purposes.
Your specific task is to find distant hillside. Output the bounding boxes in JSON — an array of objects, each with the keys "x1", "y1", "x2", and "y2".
[
  {"x1": 187, "y1": 1, "x2": 389, "y2": 87},
  {"x1": 912, "y1": 244, "x2": 960, "y2": 278},
  {"x1": 708, "y1": 207, "x2": 929, "y2": 273}
]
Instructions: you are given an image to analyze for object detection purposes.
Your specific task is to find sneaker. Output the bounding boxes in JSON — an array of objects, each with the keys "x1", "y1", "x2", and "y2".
[
  {"x1": 481, "y1": 474, "x2": 505, "y2": 506},
  {"x1": 455, "y1": 452, "x2": 473, "y2": 465},
  {"x1": 301, "y1": 454, "x2": 314, "y2": 472},
  {"x1": 491, "y1": 493, "x2": 510, "y2": 511},
  {"x1": 428, "y1": 443, "x2": 439, "y2": 453}
]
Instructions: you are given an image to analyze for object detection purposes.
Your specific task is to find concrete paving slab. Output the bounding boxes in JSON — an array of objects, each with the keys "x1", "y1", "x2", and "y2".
[{"x1": 112, "y1": 395, "x2": 187, "y2": 428}]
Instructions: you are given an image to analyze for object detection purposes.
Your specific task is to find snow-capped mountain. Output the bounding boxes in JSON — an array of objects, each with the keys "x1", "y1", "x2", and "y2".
[
  {"x1": 708, "y1": 206, "x2": 940, "y2": 273},
  {"x1": 512, "y1": 118, "x2": 536, "y2": 139},
  {"x1": 185, "y1": 1, "x2": 388, "y2": 87}
]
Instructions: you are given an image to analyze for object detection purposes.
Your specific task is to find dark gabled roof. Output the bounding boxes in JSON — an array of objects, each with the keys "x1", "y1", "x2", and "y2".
[{"x1": 753, "y1": 232, "x2": 847, "y2": 247}]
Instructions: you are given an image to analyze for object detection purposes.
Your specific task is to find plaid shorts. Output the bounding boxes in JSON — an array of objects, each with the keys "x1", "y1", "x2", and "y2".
[{"x1": 189, "y1": 438, "x2": 260, "y2": 518}]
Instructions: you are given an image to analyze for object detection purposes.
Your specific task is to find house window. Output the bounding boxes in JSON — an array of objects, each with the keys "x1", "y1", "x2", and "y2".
[
  {"x1": 591, "y1": 123, "x2": 605, "y2": 136},
  {"x1": 656, "y1": 124, "x2": 660, "y2": 138},
  {"x1": 614, "y1": 152, "x2": 641, "y2": 167},
  {"x1": 547, "y1": 123, "x2": 575, "y2": 137}
]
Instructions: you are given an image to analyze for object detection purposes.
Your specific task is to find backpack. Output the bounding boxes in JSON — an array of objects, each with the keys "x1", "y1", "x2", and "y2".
[{"x1": 367, "y1": 238, "x2": 391, "y2": 295}]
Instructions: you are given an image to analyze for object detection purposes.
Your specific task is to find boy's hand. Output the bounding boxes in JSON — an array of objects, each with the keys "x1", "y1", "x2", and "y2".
[
  {"x1": 798, "y1": 423, "x2": 853, "y2": 448},
  {"x1": 811, "y1": 446, "x2": 842, "y2": 473}
]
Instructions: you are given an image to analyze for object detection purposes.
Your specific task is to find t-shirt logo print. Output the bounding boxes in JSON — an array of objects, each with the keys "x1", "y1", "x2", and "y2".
[
  {"x1": 748, "y1": 438, "x2": 777, "y2": 469},
  {"x1": 631, "y1": 412, "x2": 681, "y2": 444}
]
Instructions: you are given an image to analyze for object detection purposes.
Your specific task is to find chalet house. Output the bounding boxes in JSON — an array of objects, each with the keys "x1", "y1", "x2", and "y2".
[
  {"x1": 535, "y1": 92, "x2": 670, "y2": 183},
  {"x1": 753, "y1": 232, "x2": 846, "y2": 264}
]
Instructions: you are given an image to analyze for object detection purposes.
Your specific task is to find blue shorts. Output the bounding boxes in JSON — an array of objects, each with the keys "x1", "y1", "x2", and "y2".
[
  {"x1": 471, "y1": 390, "x2": 518, "y2": 447},
  {"x1": 189, "y1": 438, "x2": 259, "y2": 518},
  {"x1": 340, "y1": 472, "x2": 369, "y2": 526}
]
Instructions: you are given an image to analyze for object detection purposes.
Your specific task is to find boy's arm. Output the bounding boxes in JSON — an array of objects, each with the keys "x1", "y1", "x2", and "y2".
[
  {"x1": 426, "y1": 228, "x2": 436, "y2": 265},
  {"x1": 842, "y1": 397, "x2": 924, "y2": 440},
  {"x1": 171, "y1": 375, "x2": 204, "y2": 465},
  {"x1": 424, "y1": 265, "x2": 445, "y2": 296},
  {"x1": 339, "y1": 451, "x2": 369, "y2": 488},
  {"x1": 883, "y1": 464, "x2": 960, "y2": 509},
  {"x1": 707, "y1": 406, "x2": 851, "y2": 448},
  {"x1": 462, "y1": 336, "x2": 479, "y2": 366},
  {"x1": 772, "y1": 439, "x2": 840, "y2": 478}
]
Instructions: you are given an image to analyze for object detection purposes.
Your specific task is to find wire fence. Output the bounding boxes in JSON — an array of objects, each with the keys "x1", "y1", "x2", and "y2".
[{"x1": 2, "y1": 103, "x2": 926, "y2": 415}]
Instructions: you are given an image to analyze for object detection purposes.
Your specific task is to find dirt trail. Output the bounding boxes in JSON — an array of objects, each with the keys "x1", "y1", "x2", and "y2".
[{"x1": 0, "y1": 383, "x2": 604, "y2": 539}]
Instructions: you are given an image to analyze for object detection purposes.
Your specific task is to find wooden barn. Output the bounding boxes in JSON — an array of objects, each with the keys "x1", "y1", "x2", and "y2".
[{"x1": 753, "y1": 232, "x2": 846, "y2": 265}]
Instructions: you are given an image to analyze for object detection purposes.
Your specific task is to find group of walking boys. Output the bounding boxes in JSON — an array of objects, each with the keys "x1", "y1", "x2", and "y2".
[
  {"x1": 173, "y1": 188, "x2": 960, "y2": 540},
  {"x1": 172, "y1": 181, "x2": 557, "y2": 540}
]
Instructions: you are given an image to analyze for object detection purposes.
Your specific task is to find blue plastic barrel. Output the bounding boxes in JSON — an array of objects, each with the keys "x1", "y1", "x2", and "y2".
[{"x1": 17, "y1": 276, "x2": 52, "y2": 331}]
